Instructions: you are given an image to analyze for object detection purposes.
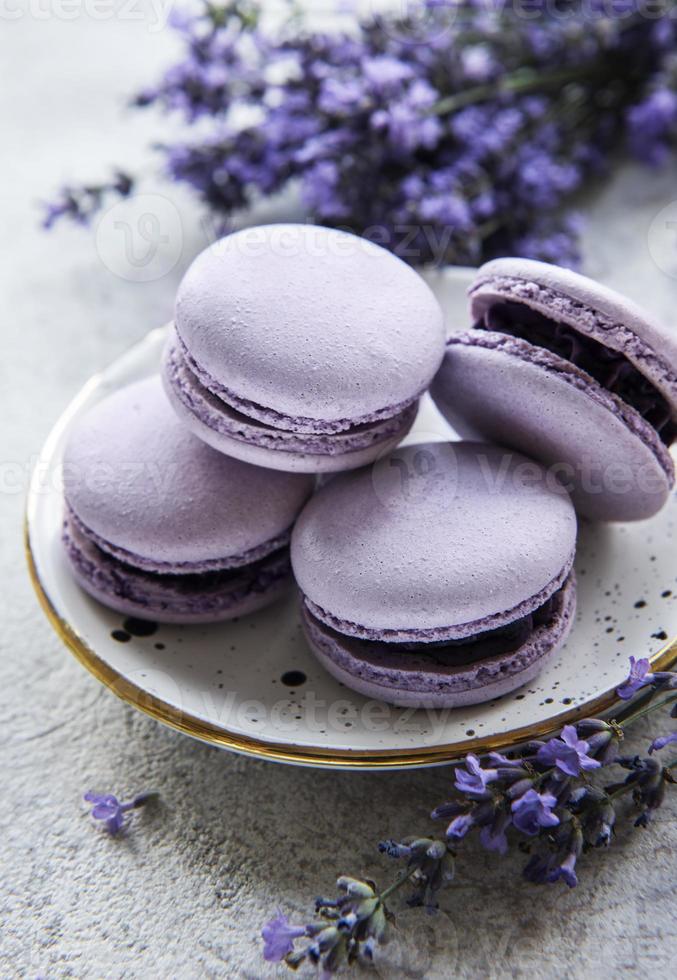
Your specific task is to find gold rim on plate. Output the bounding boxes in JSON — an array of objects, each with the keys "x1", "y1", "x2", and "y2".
[{"x1": 25, "y1": 521, "x2": 677, "y2": 769}]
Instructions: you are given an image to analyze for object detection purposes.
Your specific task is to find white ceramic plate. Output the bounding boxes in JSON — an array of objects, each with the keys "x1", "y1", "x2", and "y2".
[{"x1": 26, "y1": 268, "x2": 677, "y2": 769}]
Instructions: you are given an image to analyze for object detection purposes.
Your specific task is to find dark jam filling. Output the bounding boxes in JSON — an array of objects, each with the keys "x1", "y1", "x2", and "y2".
[
  {"x1": 365, "y1": 589, "x2": 563, "y2": 669},
  {"x1": 107, "y1": 547, "x2": 291, "y2": 595},
  {"x1": 64, "y1": 510, "x2": 292, "y2": 598},
  {"x1": 478, "y1": 301, "x2": 676, "y2": 446}
]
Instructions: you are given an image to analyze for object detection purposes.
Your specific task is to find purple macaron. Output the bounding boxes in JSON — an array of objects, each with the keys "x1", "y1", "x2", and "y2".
[
  {"x1": 431, "y1": 258, "x2": 677, "y2": 522},
  {"x1": 162, "y1": 224, "x2": 445, "y2": 473},
  {"x1": 291, "y1": 442, "x2": 577, "y2": 708},
  {"x1": 62, "y1": 377, "x2": 313, "y2": 623}
]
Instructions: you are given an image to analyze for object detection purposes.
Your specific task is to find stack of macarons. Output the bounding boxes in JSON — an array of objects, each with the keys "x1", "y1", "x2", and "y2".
[
  {"x1": 62, "y1": 225, "x2": 446, "y2": 626},
  {"x1": 62, "y1": 227, "x2": 677, "y2": 708}
]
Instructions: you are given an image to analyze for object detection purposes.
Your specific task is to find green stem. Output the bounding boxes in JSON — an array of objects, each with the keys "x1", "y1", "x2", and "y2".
[
  {"x1": 616, "y1": 693, "x2": 677, "y2": 730},
  {"x1": 606, "y1": 780, "x2": 639, "y2": 802},
  {"x1": 612, "y1": 685, "x2": 661, "y2": 726},
  {"x1": 431, "y1": 65, "x2": 606, "y2": 116},
  {"x1": 379, "y1": 866, "x2": 419, "y2": 904}
]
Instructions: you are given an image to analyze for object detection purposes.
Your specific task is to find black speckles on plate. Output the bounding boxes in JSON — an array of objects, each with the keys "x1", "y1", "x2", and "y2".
[
  {"x1": 122, "y1": 617, "x2": 158, "y2": 637},
  {"x1": 281, "y1": 670, "x2": 307, "y2": 687}
]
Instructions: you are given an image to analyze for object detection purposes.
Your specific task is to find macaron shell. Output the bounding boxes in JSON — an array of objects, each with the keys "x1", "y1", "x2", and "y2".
[
  {"x1": 431, "y1": 337, "x2": 673, "y2": 523},
  {"x1": 63, "y1": 376, "x2": 314, "y2": 567},
  {"x1": 300, "y1": 573, "x2": 576, "y2": 709},
  {"x1": 470, "y1": 257, "x2": 677, "y2": 412},
  {"x1": 162, "y1": 335, "x2": 418, "y2": 474},
  {"x1": 291, "y1": 442, "x2": 577, "y2": 636},
  {"x1": 174, "y1": 225, "x2": 445, "y2": 425}
]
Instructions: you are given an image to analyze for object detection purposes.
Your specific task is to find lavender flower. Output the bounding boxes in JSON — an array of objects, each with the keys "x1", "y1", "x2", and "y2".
[
  {"x1": 263, "y1": 658, "x2": 677, "y2": 970},
  {"x1": 627, "y1": 88, "x2": 677, "y2": 166},
  {"x1": 379, "y1": 836, "x2": 455, "y2": 910},
  {"x1": 83, "y1": 790, "x2": 151, "y2": 836},
  {"x1": 566, "y1": 785, "x2": 617, "y2": 847},
  {"x1": 547, "y1": 824, "x2": 583, "y2": 888},
  {"x1": 536, "y1": 724, "x2": 602, "y2": 776},
  {"x1": 262, "y1": 913, "x2": 306, "y2": 962},
  {"x1": 453, "y1": 753, "x2": 498, "y2": 798},
  {"x1": 586, "y1": 800, "x2": 616, "y2": 847},
  {"x1": 446, "y1": 813, "x2": 475, "y2": 839},
  {"x1": 479, "y1": 811, "x2": 511, "y2": 855},
  {"x1": 43, "y1": 1, "x2": 677, "y2": 268},
  {"x1": 648, "y1": 732, "x2": 677, "y2": 754},
  {"x1": 606, "y1": 756, "x2": 675, "y2": 827},
  {"x1": 511, "y1": 789, "x2": 560, "y2": 836},
  {"x1": 42, "y1": 172, "x2": 133, "y2": 229},
  {"x1": 616, "y1": 656, "x2": 654, "y2": 700},
  {"x1": 277, "y1": 876, "x2": 389, "y2": 974}
]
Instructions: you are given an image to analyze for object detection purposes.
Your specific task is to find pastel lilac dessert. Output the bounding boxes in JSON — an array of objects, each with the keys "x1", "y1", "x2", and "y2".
[
  {"x1": 431, "y1": 258, "x2": 677, "y2": 522},
  {"x1": 62, "y1": 377, "x2": 313, "y2": 623},
  {"x1": 291, "y1": 442, "x2": 577, "y2": 708},
  {"x1": 162, "y1": 224, "x2": 445, "y2": 473}
]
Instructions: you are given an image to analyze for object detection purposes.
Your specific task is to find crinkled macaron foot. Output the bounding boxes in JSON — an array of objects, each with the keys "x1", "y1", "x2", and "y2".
[
  {"x1": 300, "y1": 574, "x2": 576, "y2": 709},
  {"x1": 162, "y1": 329, "x2": 418, "y2": 474}
]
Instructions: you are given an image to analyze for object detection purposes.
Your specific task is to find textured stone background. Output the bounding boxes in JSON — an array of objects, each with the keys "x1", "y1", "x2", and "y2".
[{"x1": 2, "y1": 10, "x2": 676, "y2": 979}]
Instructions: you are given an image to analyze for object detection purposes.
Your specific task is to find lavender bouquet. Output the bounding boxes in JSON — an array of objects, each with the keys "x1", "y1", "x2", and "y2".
[
  {"x1": 45, "y1": 0, "x2": 677, "y2": 268},
  {"x1": 262, "y1": 657, "x2": 677, "y2": 976}
]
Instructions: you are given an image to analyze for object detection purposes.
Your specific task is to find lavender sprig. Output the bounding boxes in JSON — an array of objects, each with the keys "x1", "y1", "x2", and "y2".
[
  {"x1": 42, "y1": 172, "x2": 133, "y2": 230},
  {"x1": 83, "y1": 790, "x2": 154, "y2": 835},
  {"x1": 264, "y1": 657, "x2": 677, "y2": 974},
  {"x1": 263, "y1": 874, "x2": 397, "y2": 973},
  {"x1": 43, "y1": 1, "x2": 677, "y2": 267}
]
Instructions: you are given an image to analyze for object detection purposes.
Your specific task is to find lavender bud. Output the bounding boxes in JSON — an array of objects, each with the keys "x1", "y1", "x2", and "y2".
[
  {"x1": 369, "y1": 905, "x2": 387, "y2": 942},
  {"x1": 336, "y1": 877, "x2": 376, "y2": 899},
  {"x1": 506, "y1": 777, "x2": 535, "y2": 800},
  {"x1": 494, "y1": 766, "x2": 532, "y2": 782},
  {"x1": 354, "y1": 898, "x2": 379, "y2": 921},
  {"x1": 310, "y1": 925, "x2": 341, "y2": 957},
  {"x1": 427, "y1": 840, "x2": 447, "y2": 861},
  {"x1": 378, "y1": 839, "x2": 411, "y2": 859},
  {"x1": 575, "y1": 719, "x2": 611, "y2": 733},
  {"x1": 585, "y1": 731, "x2": 614, "y2": 757},
  {"x1": 430, "y1": 801, "x2": 466, "y2": 821}
]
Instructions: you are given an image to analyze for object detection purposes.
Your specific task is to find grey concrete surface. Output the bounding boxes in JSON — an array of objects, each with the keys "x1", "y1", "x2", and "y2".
[{"x1": 1, "y1": 11, "x2": 676, "y2": 979}]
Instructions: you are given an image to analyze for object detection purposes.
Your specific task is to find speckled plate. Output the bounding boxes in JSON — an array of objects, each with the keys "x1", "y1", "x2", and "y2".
[{"x1": 26, "y1": 268, "x2": 677, "y2": 769}]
